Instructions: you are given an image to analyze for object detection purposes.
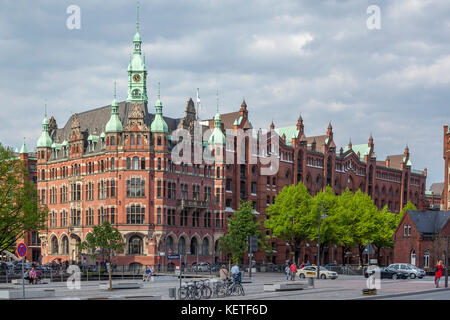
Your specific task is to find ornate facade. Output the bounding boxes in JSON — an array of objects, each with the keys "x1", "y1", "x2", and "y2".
[{"x1": 35, "y1": 13, "x2": 427, "y2": 267}]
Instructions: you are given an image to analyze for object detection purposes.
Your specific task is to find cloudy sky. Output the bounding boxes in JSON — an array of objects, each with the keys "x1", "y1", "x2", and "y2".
[{"x1": 0, "y1": 0, "x2": 449, "y2": 187}]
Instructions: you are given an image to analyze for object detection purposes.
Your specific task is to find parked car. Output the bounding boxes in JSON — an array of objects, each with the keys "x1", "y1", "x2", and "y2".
[
  {"x1": 297, "y1": 266, "x2": 338, "y2": 279},
  {"x1": 387, "y1": 263, "x2": 425, "y2": 279},
  {"x1": 364, "y1": 266, "x2": 408, "y2": 279}
]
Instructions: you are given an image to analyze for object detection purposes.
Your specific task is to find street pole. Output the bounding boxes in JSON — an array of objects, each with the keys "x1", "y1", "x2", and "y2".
[
  {"x1": 317, "y1": 204, "x2": 322, "y2": 280},
  {"x1": 445, "y1": 236, "x2": 448, "y2": 288},
  {"x1": 22, "y1": 257, "x2": 25, "y2": 299},
  {"x1": 249, "y1": 253, "x2": 253, "y2": 278},
  {"x1": 179, "y1": 254, "x2": 182, "y2": 298}
]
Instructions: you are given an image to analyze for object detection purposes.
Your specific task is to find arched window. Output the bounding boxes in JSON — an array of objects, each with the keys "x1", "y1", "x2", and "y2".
[
  {"x1": 202, "y1": 238, "x2": 209, "y2": 256},
  {"x1": 424, "y1": 250, "x2": 430, "y2": 269},
  {"x1": 131, "y1": 157, "x2": 139, "y2": 170},
  {"x1": 410, "y1": 250, "x2": 416, "y2": 266},
  {"x1": 178, "y1": 237, "x2": 186, "y2": 255},
  {"x1": 190, "y1": 238, "x2": 198, "y2": 255},
  {"x1": 128, "y1": 235, "x2": 143, "y2": 255},
  {"x1": 51, "y1": 236, "x2": 59, "y2": 255},
  {"x1": 166, "y1": 236, "x2": 174, "y2": 254},
  {"x1": 61, "y1": 236, "x2": 69, "y2": 255}
]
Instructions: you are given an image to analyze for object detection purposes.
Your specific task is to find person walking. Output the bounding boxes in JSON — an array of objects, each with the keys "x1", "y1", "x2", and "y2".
[
  {"x1": 305, "y1": 260, "x2": 311, "y2": 267},
  {"x1": 434, "y1": 260, "x2": 445, "y2": 288},
  {"x1": 284, "y1": 263, "x2": 290, "y2": 281},
  {"x1": 300, "y1": 261, "x2": 304, "y2": 269},
  {"x1": 219, "y1": 265, "x2": 229, "y2": 281},
  {"x1": 290, "y1": 263, "x2": 297, "y2": 281}
]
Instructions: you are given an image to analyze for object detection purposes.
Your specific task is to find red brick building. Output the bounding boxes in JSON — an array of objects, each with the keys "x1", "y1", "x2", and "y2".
[
  {"x1": 393, "y1": 210, "x2": 450, "y2": 271},
  {"x1": 35, "y1": 15, "x2": 427, "y2": 268}
]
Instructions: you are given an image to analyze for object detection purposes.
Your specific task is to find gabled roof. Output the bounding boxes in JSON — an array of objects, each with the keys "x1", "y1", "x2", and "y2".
[
  {"x1": 408, "y1": 210, "x2": 450, "y2": 235},
  {"x1": 207, "y1": 111, "x2": 252, "y2": 130},
  {"x1": 429, "y1": 182, "x2": 444, "y2": 195},
  {"x1": 343, "y1": 143, "x2": 374, "y2": 162}
]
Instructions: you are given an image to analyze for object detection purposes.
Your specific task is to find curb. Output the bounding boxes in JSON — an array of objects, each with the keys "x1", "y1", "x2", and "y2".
[{"x1": 352, "y1": 287, "x2": 450, "y2": 300}]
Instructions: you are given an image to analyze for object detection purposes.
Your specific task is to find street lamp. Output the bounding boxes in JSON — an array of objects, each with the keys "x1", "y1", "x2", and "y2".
[{"x1": 317, "y1": 202, "x2": 327, "y2": 280}]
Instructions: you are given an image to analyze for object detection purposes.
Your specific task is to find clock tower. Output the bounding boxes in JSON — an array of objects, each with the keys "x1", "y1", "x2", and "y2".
[{"x1": 127, "y1": 3, "x2": 148, "y2": 103}]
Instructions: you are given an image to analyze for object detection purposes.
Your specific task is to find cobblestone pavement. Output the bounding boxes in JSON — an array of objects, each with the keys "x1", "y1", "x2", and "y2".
[{"x1": 2, "y1": 273, "x2": 447, "y2": 300}]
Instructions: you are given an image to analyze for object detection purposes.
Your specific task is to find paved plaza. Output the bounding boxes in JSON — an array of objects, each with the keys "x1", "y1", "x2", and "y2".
[{"x1": 2, "y1": 272, "x2": 448, "y2": 300}]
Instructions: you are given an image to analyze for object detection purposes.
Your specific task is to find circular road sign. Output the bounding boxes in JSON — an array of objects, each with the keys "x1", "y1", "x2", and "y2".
[{"x1": 17, "y1": 243, "x2": 27, "y2": 258}]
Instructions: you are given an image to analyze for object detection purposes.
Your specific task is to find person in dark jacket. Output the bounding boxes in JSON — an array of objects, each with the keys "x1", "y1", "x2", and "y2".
[{"x1": 435, "y1": 260, "x2": 445, "y2": 288}]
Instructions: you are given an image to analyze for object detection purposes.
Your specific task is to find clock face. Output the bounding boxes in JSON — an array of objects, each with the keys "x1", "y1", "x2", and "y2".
[{"x1": 133, "y1": 74, "x2": 141, "y2": 82}]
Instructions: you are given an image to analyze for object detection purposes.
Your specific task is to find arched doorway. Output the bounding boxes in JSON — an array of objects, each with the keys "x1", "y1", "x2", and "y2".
[
  {"x1": 202, "y1": 238, "x2": 209, "y2": 256},
  {"x1": 190, "y1": 237, "x2": 198, "y2": 256},
  {"x1": 70, "y1": 234, "x2": 81, "y2": 263}
]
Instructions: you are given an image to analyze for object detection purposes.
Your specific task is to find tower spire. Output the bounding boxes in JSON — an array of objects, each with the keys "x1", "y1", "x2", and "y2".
[
  {"x1": 136, "y1": 1, "x2": 140, "y2": 32},
  {"x1": 216, "y1": 89, "x2": 219, "y2": 113}
]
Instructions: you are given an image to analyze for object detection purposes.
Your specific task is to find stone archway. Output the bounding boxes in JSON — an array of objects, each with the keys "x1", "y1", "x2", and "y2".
[{"x1": 69, "y1": 234, "x2": 82, "y2": 264}]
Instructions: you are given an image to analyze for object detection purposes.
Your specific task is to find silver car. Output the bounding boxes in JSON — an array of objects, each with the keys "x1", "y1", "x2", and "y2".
[{"x1": 387, "y1": 263, "x2": 425, "y2": 279}]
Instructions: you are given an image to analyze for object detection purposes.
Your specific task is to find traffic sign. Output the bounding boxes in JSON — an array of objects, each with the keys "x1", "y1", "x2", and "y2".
[
  {"x1": 175, "y1": 265, "x2": 180, "y2": 275},
  {"x1": 17, "y1": 243, "x2": 27, "y2": 258},
  {"x1": 168, "y1": 254, "x2": 180, "y2": 260},
  {"x1": 363, "y1": 241, "x2": 375, "y2": 254}
]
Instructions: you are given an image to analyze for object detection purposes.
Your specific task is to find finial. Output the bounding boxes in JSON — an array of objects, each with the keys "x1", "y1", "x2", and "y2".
[
  {"x1": 158, "y1": 79, "x2": 161, "y2": 100},
  {"x1": 216, "y1": 89, "x2": 219, "y2": 113},
  {"x1": 114, "y1": 81, "x2": 117, "y2": 99},
  {"x1": 44, "y1": 99, "x2": 47, "y2": 118},
  {"x1": 136, "y1": 1, "x2": 140, "y2": 32}
]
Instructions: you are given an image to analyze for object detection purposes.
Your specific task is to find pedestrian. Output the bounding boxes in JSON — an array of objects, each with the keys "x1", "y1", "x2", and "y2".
[
  {"x1": 290, "y1": 263, "x2": 297, "y2": 281},
  {"x1": 29, "y1": 267, "x2": 37, "y2": 285},
  {"x1": 306, "y1": 260, "x2": 311, "y2": 267},
  {"x1": 284, "y1": 263, "x2": 290, "y2": 281},
  {"x1": 219, "y1": 265, "x2": 229, "y2": 281},
  {"x1": 434, "y1": 260, "x2": 445, "y2": 288},
  {"x1": 143, "y1": 265, "x2": 152, "y2": 282},
  {"x1": 300, "y1": 261, "x2": 304, "y2": 269},
  {"x1": 231, "y1": 262, "x2": 241, "y2": 284}
]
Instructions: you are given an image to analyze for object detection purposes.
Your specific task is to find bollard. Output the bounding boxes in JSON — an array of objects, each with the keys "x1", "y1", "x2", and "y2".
[
  {"x1": 308, "y1": 277, "x2": 315, "y2": 288},
  {"x1": 169, "y1": 287, "x2": 176, "y2": 299}
]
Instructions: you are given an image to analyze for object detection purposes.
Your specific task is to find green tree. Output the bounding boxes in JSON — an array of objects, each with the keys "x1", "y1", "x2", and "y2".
[
  {"x1": 398, "y1": 201, "x2": 417, "y2": 222},
  {"x1": 78, "y1": 222, "x2": 125, "y2": 290},
  {"x1": 219, "y1": 201, "x2": 261, "y2": 264},
  {"x1": 334, "y1": 189, "x2": 358, "y2": 265},
  {"x1": 0, "y1": 144, "x2": 47, "y2": 255},
  {"x1": 352, "y1": 190, "x2": 379, "y2": 266},
  {"x1": 265, "y1": 182, "x2": 312, "y2": 264},
  {"x1": 305, "y1": 186, "x2": 340, "y2": 265},
  {"x1": 370, "y1": 206, "x2": 398, "y2": 262}
]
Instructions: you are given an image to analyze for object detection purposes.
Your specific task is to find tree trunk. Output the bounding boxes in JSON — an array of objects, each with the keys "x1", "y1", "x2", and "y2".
[
  {"x1": 108, "y1": 254, "x2": 112, "y2": 291},
  {"x1": 358, "y1": 244, "x2": 364, "y2": 266}
]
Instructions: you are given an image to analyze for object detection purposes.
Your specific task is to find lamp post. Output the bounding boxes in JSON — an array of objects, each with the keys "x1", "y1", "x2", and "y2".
[
  {"x1": 317, "y1": 202, "x2": 327, "y2": 280},
  {"x1": 445, "y1": 236, "x2": 449, "y2": 288}
]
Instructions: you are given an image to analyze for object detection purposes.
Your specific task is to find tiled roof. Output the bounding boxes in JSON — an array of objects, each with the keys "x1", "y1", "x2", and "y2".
[
  {"x1": 429, "y1": 182, "x2": 444, "y2": 195},
  {"x1": 206, "y1": 111, "x2": 252, "y2": 130},
  {"x1": 343, "y1": 143, "x2": 374, "y2": 162},
  {"x1": 408, "y1": 210, "x2": 450, "y2": 235}
]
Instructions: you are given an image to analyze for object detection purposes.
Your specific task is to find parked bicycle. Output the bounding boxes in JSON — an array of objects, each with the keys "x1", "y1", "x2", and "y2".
[{"x1": 178, "y1": 280, "x2": 212, "y2": 300}]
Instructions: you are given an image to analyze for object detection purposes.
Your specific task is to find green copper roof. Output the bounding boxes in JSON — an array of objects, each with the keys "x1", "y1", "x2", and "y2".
[
  {"x1": 150, "y1": 87, "x2": 168, "y2": 133},
  {"x1": 106, "y1": 83, "x2": 123, "y2": 133},
  {"x1": 343, "y1": 143, "x2": 375, "y2": 162},
  {"x1": 274, "y1": 126, "x2": 300, "y2": 146},
  {"x1": 19, "y1": 138, "x2": 28, "y2": 154},
  {"x1": 208, "y1": 112, "x2": 226, "y2": 145},
  {"x1": 61, "y1": 140, "x2": 68, "y2": 147},
  {"x1": 403, "y1": 157, "x2": 412, "y2": 166}
]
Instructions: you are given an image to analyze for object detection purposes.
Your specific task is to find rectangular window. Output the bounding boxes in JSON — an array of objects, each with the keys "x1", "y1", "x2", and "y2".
[{"x1": 157, "y1": 207, "x2": 161, "y2": 225}]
